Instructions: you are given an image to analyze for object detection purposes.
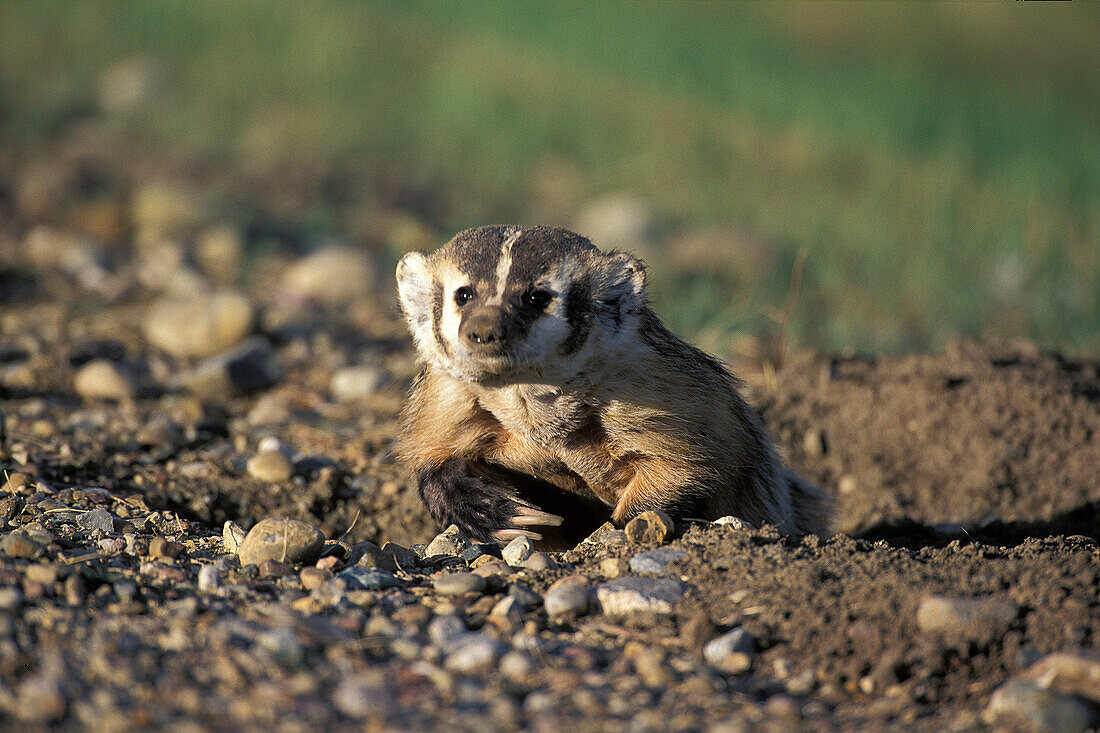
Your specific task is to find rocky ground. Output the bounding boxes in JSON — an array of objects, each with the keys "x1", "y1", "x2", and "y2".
[{"x1": 1, "y1": 156, "x2": 1099, "y2": 731}]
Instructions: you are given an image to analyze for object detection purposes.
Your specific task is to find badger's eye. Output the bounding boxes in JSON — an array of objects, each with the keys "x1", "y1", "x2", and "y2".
[
  {"x1": 522, "y1": 289, "x2": 553, "y2": 310},
  {"x1": 454, "y1": 286, "x2": 474, "y2": 306}
]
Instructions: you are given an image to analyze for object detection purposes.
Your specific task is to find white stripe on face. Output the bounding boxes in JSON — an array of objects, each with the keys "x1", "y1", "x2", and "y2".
[{"x1": 486, "y1": 227, "x2": 523, "y2": 306}]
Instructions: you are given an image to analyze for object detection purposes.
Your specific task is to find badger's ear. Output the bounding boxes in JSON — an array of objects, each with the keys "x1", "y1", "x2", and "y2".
[
  {"x1": 605, "y1": 251, "x2": 647, "y2": 308},
  {"x1": 396, "y1": 252, "x2": 433, "y2": 327}
]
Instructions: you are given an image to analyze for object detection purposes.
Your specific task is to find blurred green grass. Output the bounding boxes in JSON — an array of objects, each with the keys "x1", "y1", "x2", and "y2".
[{"x1": 1, "y1": 1, "x2": 1097, "y2": 356}]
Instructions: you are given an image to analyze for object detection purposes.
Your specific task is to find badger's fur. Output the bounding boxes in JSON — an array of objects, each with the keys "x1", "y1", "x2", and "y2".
[{"x1": 396, "y1": 225, "x2": 831, "y2": 545}]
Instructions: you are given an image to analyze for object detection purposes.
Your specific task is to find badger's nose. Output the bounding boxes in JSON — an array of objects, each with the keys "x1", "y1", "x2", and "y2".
[{"x1": 461, "y1": 310, "x2": 508, "y2": 350}]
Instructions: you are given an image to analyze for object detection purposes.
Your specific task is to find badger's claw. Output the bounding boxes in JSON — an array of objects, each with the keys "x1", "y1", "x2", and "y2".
[{"x1": 417, "y1": 458, "x2": 563, "y2": 543}]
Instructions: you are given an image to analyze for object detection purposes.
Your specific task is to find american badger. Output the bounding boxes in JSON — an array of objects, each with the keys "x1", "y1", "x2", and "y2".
[{"x1": 396, "y1": 225, "x2": 830, "y2": 545}]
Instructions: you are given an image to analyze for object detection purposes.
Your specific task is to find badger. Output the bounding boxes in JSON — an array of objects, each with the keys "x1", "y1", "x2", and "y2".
[{"x1": 396, "y1": 225, "x2": 830, "y2": 546}]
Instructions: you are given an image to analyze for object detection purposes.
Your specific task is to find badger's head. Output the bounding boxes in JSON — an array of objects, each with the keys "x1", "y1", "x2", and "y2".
[{"x1": 397, "y1": 225, "x2": 646, "y2": 384}]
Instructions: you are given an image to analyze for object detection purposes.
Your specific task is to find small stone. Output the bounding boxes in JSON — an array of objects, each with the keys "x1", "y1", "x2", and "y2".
[
  {"x1": 281, "y1": 246, "x2": 375, "y2": 305},
  {"x1": 983, "y1": 679, "x2": 1094, "y2": 732},
  {"x1": 545, "y1": 575, "x2": 590, "y2": 619},
  {"x1": 14, "y1": 675, "x2": 66, "y2": 723},
  {"x1": 916, "y1": 595, "x2": 1019, "y2": 641},
  {"x1": 73, "y1": 359, "x2": 133, "y2": 401},
  {"x1": 1021, "y1": 650, "x2": 1100, "y2": 704},
  {"x1": 472, "y1": 557, "x2": 510, "y2": 577},
  {"x1": 24, "y1": 564, "x2": 58, "y2": 585},
  {"x1": 338, "y1": 567, "x2": 403, "y2": 590},
  {"x1": 381, "y1": 541, "x2": 419, "y2": 570},
  {"x1": 236, "y1": 518, "x2": 326, "y2": 566},
  {"x1": 353, "y1": 541, "x2": 399, "y2": 572},
  {"x1": 802, "y1": 429, "x2": 826, "y2": 458},
  {"x1": 144, "y1": 290, "x2": 254, "y2": 359},
  {"x1": 487, "y1": 596, "x2": 524, "y2": 632},
  {"x1": 433, "y1": 571, "x2": 486, "y2": 596},
  {"x1": 148, "y1": 536, "x2": 180, "y2": 560},
  {"x1": 629, "y1": 547, "x2": 687, "y2": 576},
  {"x1": 428, "y1": 615, "x2": 467, "y2": 646},
  {"x1": 523, "y1": 551, "x2": 557, "y2": 570},
  {"x1": 578, "y1": 521, "x2": 628, "y2": 549},
  {"x1": 78, "y1": 507, "x2": 115, "y2": 534},
  {"x1": 445, "y1": 633, "x2": 507, "y2": 675},
  {"x1": 596, "y1": 577, "x2": 687, "y2": 616},
  {"x1": 500, "y1": 650, "x2": 536, "y2": 683},
  {"x1": 1, "y1": 532, "x2": 44, "y2": 558},
  {"x1": 501, "y1": 535, "x2": 534, "y2": 566},
  {"x1": 0, "y1": 586, "x2": 23, "y2": 612},
  {"x1": 197, "y1": 565, "x2": 221, "y2": 592},
  {"x1": 330, "y1": 366, "x2": 387, "y2": 403},
  {"x1": 624, "y1": 509, "x2": 675, "y2": 545},
  {"x1": 258, "y1": 559, "x2": 293, "y2": 578},
  {"x1": 222, "y1": 521, "x2": 247, "y2": 554},
  {"x1": 600, "y1": 557, "x2": 628, "y2": 578},
  {"x1": 635, "y1": 648, "x2": 673, "y2": 687},
  {"x1": 246, "y1": 450, "x2": 294, "y2": 483},
  {"x1": 713, "y1": 516, "x2": 753, "y2": 531},
  {"x1": 183, "y1": 336, "x2": 280, "y2": 398},
  {"x1": 299, "y1": 566, "x2": 331, "y2": 591},
  {"x1": 195, "y1": 224, "x2": 243, "y2": 283},
  {"x1": 332, "y1": 675, "x2": 392, "y2": 719},
  {"x1": 704, "y1": 628, "x2": 756, "y2": 673},
  {"x1": 508, "y1": 583, "x2": 543, "y2": 609},
  {"x1": 425, "y1": 525, "x2": 469, "y2": 557}
]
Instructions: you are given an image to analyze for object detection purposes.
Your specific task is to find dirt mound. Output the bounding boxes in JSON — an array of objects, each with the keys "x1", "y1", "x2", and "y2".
[{"x1": 764, "y1": 340, "x2": 1100, "y2": 536}]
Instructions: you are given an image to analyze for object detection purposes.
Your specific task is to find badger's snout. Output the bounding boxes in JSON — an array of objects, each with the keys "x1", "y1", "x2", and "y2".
[{"x1": 460, "y1": 307, "x2": 509, "y2": 354}]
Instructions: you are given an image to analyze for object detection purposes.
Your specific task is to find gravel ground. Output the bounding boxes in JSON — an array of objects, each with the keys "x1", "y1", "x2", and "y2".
[{"x1": 2, "y1": 155, "x2": 1099, "y2": 731}]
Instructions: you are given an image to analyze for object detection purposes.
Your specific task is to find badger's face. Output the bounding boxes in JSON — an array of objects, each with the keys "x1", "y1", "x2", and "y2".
[{"x1": 397, "y1": 225, "x2": 646, "y2": 384}]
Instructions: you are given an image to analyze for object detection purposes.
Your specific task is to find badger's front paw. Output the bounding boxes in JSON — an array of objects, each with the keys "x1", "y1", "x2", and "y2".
[{"x1": 417, "y1": 458, "x2": 562, "y2": 542}]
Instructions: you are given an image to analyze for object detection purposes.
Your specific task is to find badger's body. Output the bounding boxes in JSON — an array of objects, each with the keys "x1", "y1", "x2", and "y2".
[{"x1": 396, "y1": 225, "x2": 830, "y2": 545}]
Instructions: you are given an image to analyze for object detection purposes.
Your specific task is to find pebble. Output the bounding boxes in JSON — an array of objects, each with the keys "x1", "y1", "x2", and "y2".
[
  {"x1": 197, "y1": 565, "x2": 222, "y2": 592},
  {"x1": 14, "y1": 675, "x2": 67, "y2": 723},
  {"x1": 299, "y1": 566, "x2": 331, "y2": 591},
  {"x1": 195, "y1": 224, "x2": 243, "y2": 283},
  {"x1": 0, "y1": 586, "x2": 23, "y2": 612},
  {"x1": 1, "y1": 532, "x2": 44, "y2": 559},
  {"x1": 236, "y1": 518, "x2": 326, "y2": 566},
  {"x1": 258, "y1": 559, "x2": 293, "y2": 578},
  {"x1": 330, "y1": 366, "x2": 387, "y2": 403},
  {"x1": 916, "y1": 595, "x2": 1019, "y2": 641},
  {"x1": 338, "y1": 567, "x2": 403, "y2": 590},
  {"x1": 596, "y1": 577, "x2": 687, "y2": 616},
  {"x1": 332, "y1": 675, "x2": 392, "y2": 719},
  {"x1": 544, "y1": 575, "x2": 591, "y2": 619},
  {"x1": 280, "y1": 246, "x2": 376, "y2": 305},
  {"x1": 577, "y1": 522, "x2": 628, "y2": 549},
  {"x1": 487, "y1": 596, "x2": 524, "y2": 632},
  {"x1": 507, "y1": 583, "x2": 543, "y2": 609},
  {"x1": 1021, "y1": 651, "x2": 1100, "y2": 704},
  {"x1": 144, "y1": 289, "x2": 254, "y2": 360},
  {"x1": 703, "y1": 628, "x2": 756, "y2": 673},
  {"x1": 624, "y1": 510, "x2": 675, "y2": 545},
  {"x1": 131, "y1": 181, "x2": 205, "y2": 234},
  {"x1": 713, "y1": 516, "x2": 753, "y2": 531},
  {"x1": 433, "y1": 571, "x2": 486, "y2": 596},
  {"x1": 222, "y1": 521, "x2": 247, "y2": 554},
  {"x1": 982, "y1": 679, "x2": 1094, "y2": 733},
  {"x1": 425, "y1": 525, "x2": 469, "y2": 557},
  {"x1": 444, "y1": 633, "x2": 507, "y2": 675},
  {"x1": 524, "y1": 551, "x2": 557, "y2": 570},
  {"x1": 77, "y1": 507, "x2": 116, "y2": 534},
  {"x1": 148, "y1": 536, "x2": 181, "y2": 560},
  {"x1": 629, "y1": 547, "x2": 687, "y2": 576},
  {"x1": 182, "y1": 336, "x2": 281, "y2": 398},
  {"x1": 499, "y1": 650, "x2": 536, "y2": 683},
  {"x1": 246, "y1": 449, "x2": 294, "y2": 483},
  {"x1": 599, "y1": 557, "x2": 628, "y2": 578},
  {"x1": 381, "y1": 541, "x2": 419, "y2": 570},
  {"x1": 501, "y1": 535, "x2": 534, "y2": 566},
  {"x1": 428, "y1": 615, "x2": 467, "y2": 646},
  {"x1": 73, "y1": 359, "x2": 133, "y2": 401}
]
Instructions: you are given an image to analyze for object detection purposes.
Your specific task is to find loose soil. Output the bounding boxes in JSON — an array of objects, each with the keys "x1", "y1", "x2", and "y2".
[{"x1": 0, "y1": 161, "x2": 1098, "y2": 730}]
